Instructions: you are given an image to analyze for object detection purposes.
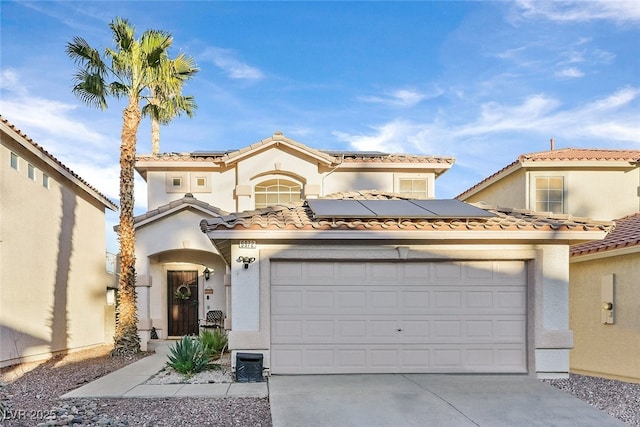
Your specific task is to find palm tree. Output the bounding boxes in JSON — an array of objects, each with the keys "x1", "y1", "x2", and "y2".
[
  {"x1": 67, "y1": 17, "x2": 198, "y2": 355},
  {"x1": 144, "y1": 53, "x2": 198, "y2": 154}
]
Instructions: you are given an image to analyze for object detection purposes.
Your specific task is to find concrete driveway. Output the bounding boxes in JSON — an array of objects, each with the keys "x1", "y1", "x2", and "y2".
[{"x1": 269, "y1": 374, "x2": 625, "y2": 427}]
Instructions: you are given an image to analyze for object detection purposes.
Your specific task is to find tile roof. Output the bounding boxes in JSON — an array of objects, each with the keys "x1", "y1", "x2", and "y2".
[
  {"x1": 200, "y1": 191, "x2": 613, "y2": 234},
  {"x1": 1, "y1": 116, "x2": 117, "y2": 210},
  {"x1": 571, "y1": 212, "x2": 640, "y2": 257},
  {"x1": 136, "y1": 131, "x2": 455, "y2": 166},
  {"x1": 132, "y1": 193, "x2": 228, "y2": 227},
  {"x1": 457, "y1": 148, "x2": 640, "y2": 199}
]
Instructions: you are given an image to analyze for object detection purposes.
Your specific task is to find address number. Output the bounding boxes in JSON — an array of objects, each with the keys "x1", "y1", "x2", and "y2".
[{"x1": 239, "y1": 240, "x2": 256, "y2": 249}]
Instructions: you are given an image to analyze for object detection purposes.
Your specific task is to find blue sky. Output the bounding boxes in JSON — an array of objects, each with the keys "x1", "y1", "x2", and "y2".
[{"x1": 2, "y1": 1, "x2": 639, "y2": 253}]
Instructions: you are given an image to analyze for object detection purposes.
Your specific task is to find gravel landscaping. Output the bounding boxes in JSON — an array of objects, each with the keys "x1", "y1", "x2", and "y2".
[
  {"x1": 1, "y1": 345, "x2": 638, "y2": 426},
  {"x1": 0, "y1": 346, "x2": 271, "y2": 426}
]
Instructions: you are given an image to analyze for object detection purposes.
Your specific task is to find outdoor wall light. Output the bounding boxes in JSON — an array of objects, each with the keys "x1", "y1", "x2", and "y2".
[
  {"x1": 203, "y1": 267, "x2": 212, "y2": 280},
  {"x1": 236, "y1": 256, "x2": 256, "y2": 269}
]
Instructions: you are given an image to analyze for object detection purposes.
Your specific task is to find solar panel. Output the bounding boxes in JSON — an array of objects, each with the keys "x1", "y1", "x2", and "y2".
[{"x1": 306, "y1": 199, "x2": 494, "y2": 219}]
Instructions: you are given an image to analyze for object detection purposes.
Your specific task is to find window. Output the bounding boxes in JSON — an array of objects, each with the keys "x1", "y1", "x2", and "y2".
[
  {"x1": 27, "y1": 164, "x2": 36, "y2": 181},
  {"x1": 196, "y1": 177, "x2": 206, "y2": 187},
  {"x1": 254, "y1": 179, "x2": 301, "y2": 208},
  {"x1": 10, "y1": 152, "x2": 18, "y2": 170},
  {"x1": 399, "y1": 178, "x2": 428, "y2": 199},
  {"x1": 42, "y1": 173, "x2": 50, "y2": 189},
  {"x1": 172, "y1": 177, "x2": 182, "y2": 187},
  {"x1": 535, "y1": 177, "x2": 564, "y2": 213}
]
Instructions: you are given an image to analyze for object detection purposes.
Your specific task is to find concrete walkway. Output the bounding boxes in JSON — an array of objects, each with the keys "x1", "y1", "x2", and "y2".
[
  {"x1": 61, "y1": 343, "x2": 268, "y2": 399},
  {"x1": 269, "y1": 374, "x2": 626, "y2": 427}
]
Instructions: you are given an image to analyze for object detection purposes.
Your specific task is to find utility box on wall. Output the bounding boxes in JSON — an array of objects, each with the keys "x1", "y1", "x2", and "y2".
[
  {"x1": 236, "y1": 352, "x2": 264, "y2": 383},
  {"x1": 601, "y1": 274, "x2": 615, "y2": 325}
]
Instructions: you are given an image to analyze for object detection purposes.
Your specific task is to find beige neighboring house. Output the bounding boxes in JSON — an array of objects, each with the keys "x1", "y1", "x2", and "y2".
[
  {"x1": 0, "y1": 116, "x2": 118, "y2": 367},
  {"x1": 135, "y1": 133, "x2": 612, "y2": 378},
  {"x1": 132, "y1": 131, "x2": 454, "y2": 350},
  {"x1": 457, "y1": 147, "x2": 640, "y2": 382},
  {"x1": 569, "y1": 213, "x2": 640, "y2": 383}
]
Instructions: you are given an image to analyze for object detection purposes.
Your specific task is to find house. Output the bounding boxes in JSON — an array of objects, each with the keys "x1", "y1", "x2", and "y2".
[
  {"x1": 132, "y1": 131, "x2": 454, "y2": 348},
  {"x1": 0, "y1": 116, "x2": 118, "y2": 367},
  {"x1": 134, "y1": 132, "x2": 612, "y2": 378},
  {"x1": 456, "y1": 147, "x2": 640, "y2": 221},
  {"x1": 200, "y1": 192, "x2": 611, "y2": 378},
  {"x1": 569, "y1": 213, "x2": 640, "y2": 382},
  {"x1": 457, "y1": 146, "x2": 640, "y2": 381}
]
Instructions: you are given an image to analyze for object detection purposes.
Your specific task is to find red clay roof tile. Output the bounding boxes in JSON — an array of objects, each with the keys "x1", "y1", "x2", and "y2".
[{"x1": 571, "y1": 212, "x2": 640, "y2": 257}]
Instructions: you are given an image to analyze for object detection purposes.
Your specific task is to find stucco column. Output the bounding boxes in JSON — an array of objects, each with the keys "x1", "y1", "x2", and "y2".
[
  {"x1": 535, "y1": 245, "x2": 573, "y2": 378},
  {"x1": 230, "y1": 245, "x2": 260, "y2": 331}
]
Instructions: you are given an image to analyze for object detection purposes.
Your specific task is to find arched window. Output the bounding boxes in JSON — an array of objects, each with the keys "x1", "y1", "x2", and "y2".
[{"x1": 254, "y1": 178, "x2": 301, "y2": 208}]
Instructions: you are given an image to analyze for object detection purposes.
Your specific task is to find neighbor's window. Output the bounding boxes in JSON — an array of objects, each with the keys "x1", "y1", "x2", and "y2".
[
  {"x1": 195, "y1": 177, "x2": 206, "y2": 187},
  {"x1": 535, "y1": 177, "x2": 564, "y2": 213},
  {"x1": 42, "y1": 173, "x2": 50, "y2": 189},
  {"x1": 10, "y1": 152, "x2": 18, "y2": 170},
  {"x1": 27, "y1": 164, "x2": 36, "y2": 181},
  {"x1": 399, "y1": 178, "x2": 428, "y2": 199},
  {"x1": 254, "y1": 179, "x2": 301, "y2": 208},
  {"x1": 172, "y1": 177, "x2": 182, "y2": 187}
]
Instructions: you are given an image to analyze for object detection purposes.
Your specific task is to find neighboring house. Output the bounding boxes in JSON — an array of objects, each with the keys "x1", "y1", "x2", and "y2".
[
  {"x1": 456, "y1": 147, "x2": 640, "y2": 221},
  {"x1": 200, "y1": 192, "x2": 611, "y2": 378},
  {"x1": 457, "y1": 147, "x2": 640, "y2": 381},
  {"x1": 0, "y1": 116, "x2": 118, "y2": 367},
  {"x1": 569, "y1": 213, "x2": 640, "y2": 382},
  {"x1": 132, "y1": 131, "x2": 455, "y2": 350}
]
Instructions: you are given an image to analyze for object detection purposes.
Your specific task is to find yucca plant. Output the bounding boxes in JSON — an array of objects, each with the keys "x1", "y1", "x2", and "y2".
[
  {"x1": 166, "y1": 336, "x2": 212, "y2": 377},
  {"x1": 199, "y1": 329, "x2": 228, "y2": 357}
]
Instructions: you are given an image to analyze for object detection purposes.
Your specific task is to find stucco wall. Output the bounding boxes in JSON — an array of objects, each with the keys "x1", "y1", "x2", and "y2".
[
  {"x1": 570, "y1": 252, "x2": 640, "y2": 382},
  {"x1": 461, "y1": 169, "x2": 526, "y2": 208},
  {"x1": 1, "y1": 139, "x2": 110, "y2": 366}
]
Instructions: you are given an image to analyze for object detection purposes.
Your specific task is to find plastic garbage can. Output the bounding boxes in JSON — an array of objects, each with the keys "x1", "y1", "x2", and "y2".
[{"x1": 236, "y1": 352, "x2": 264, "y2": 383}]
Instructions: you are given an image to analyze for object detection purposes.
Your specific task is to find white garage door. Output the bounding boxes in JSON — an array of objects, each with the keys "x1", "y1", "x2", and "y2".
[{"x1": 270, "y1": 260, "x2": 527, "y2": 374}]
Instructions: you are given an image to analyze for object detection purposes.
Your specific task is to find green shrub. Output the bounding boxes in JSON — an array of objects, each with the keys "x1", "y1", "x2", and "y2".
[
  {"x1": 199, "y1": 329, "x2": 228, "y2": 357},
  {"x1": 166, "y1": 336, "x2": 212, "y2": 377}
]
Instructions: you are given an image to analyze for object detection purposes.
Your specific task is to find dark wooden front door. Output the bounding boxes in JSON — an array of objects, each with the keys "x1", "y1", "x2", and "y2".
[{"x1": 168, "y1": 270, "x2": 198, "y2": 336}]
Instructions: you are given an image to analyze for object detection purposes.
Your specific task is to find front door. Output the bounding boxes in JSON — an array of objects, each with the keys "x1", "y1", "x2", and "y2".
[{"x1": 168, "y1": 270, "x2": 198, "y2": 336}]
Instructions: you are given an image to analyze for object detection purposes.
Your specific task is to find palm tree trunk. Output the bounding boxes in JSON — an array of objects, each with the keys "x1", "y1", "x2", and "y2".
[
  {"x1": 151, "y1": 116, "x2": 160, "y2": 154},
  {"x1": 113, "y1": 99, "x2": 142, "y2": 356}
]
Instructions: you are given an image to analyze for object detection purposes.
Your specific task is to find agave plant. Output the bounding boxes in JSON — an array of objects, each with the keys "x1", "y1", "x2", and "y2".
[{"x1": 166, "y1": 336, "x2": 212, "y2": 377}]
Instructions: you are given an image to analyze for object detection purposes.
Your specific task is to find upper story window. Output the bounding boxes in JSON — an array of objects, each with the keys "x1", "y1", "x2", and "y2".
[
  {"x1": 172, "y1": 177, "x2": 182, "y2": 187},
  {"x1": 28, "y1": 163, "x2": 36, "y2": 181},
  {"x1": 254, "y1": 178, "x2": 301, "y2": 208},
  {"x1": 535, "y1": 176, "x2": 564, "y2": 213},
  {"x1": 398, "y1": 178, "x2": 428, "y2": 199},
  {"x1": 10, "y1": 152, "x2": 18, "y2": 170},
  {"x1": 42, "y1": 173, "x2": 50, "y2": 189}
]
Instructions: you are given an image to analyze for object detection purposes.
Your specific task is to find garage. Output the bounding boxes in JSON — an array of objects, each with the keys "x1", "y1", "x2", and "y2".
[{"x1": 270, "y1": 260, "x2": 527, "y2": 374}]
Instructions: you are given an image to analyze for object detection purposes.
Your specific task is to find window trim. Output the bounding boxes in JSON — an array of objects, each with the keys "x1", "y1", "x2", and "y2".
[
  {"x1": 254, "y1": 177, "x2": 302, "y2": 208},
  {"x1": 394, "y1": 174, "x2": 431, "y2": 199},
  {"x1": 530, "y1": 173, "x2": 566, "y2": 214},
  {"x1": 27, "y1": 163, "x2": 36, "y2": 181},
  {"x1": 10, "y1": 152, "x2": 19, "y2": 170}
]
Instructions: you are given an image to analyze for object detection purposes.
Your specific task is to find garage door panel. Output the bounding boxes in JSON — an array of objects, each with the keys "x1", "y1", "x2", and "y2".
[{"x1": 271, "y1": 260, "x2": 527, "y2": 374}]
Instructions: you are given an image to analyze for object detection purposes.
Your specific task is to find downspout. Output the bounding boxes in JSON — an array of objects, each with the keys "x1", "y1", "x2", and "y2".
[{"x1": 321, "y1": 154, "x2": 344, "y2": 197}]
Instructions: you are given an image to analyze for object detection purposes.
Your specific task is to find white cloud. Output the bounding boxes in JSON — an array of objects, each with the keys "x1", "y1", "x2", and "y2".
[
  {"x1": 335, "y1": 87, "x2": 640, "y2": 156},
  {"x1": 555, "y1": 67, "x2": 585, "y2": 78},
  {"x1": 200, "y1": 47, "x2": 264, "y2": 80},
  {"x1": 516, "y1": 0, "x2": 640, "y2": 24},
  {"x1": 360, "y1": 87, "x2": 443, "y2": 108}
]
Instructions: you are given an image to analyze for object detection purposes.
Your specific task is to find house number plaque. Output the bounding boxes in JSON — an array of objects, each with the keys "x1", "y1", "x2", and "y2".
[{"x1": 239, "y1": 240, "x2": 256, "y2": 249}]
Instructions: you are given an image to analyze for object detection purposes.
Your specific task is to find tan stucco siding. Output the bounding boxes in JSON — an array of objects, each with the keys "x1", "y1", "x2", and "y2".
[
  {"x1": 570, "y1": 253, "x2": 640, "y2": 382},
  {"x1": 461, "y1": 170, "x2": 526, "y2": 208},
  {"x1": 1, "y1": 140, "x2": 109, "y2": 366}
]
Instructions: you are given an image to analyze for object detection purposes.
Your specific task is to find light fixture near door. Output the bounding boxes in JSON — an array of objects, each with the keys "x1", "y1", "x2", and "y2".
[{"x1": 203, "y1": 267, "x2": 212, "y2": 280}]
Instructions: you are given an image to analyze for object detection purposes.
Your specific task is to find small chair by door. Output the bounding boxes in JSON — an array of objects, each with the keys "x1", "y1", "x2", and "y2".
[{"x1": 200, "y1": 310, "x2": 224, "y2": 329}]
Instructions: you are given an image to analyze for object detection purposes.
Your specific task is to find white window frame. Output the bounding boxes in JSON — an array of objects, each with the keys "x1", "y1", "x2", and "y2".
[
  {"x1": 395, "y1": 174, "x2": 431, "y2": 199},
  {"x1": 254, "y1": 178, "x2": 302, "y2": 208},
  {"x1": 42, "y1": 173, "x2": 50, "y2": 189},
  {"x1": 530, "y1": 173, "x2": 566, "y2": 214},
  {"x1": 10, "y1": 152, "x2": 19, "y2": 170},
  {"x1": 27, "y1": 163, "x2": 36, "y2": 181}
]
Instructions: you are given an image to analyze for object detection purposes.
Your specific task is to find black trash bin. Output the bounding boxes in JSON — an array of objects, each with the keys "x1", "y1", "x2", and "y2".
[{"x1": 236, "y1": 352, "x2": 264, "y2": 383}]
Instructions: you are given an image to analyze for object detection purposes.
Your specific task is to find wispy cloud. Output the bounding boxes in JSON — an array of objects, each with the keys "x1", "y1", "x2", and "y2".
[
  {"x1": 200, "y1": 47, "x2": 264, "y2": 80},
  {"x1": 516, "y1": 0, "x2": 640, "y2": 24},
  {"x1": 359, "y1": 87, "x2": 443, "y2": 108},
  {"x1": 335, "y1": 87, "x2": 640, "y2": 157},
  {"x1": 555, "y1": 67, "x2": 585, "y2": 78}
]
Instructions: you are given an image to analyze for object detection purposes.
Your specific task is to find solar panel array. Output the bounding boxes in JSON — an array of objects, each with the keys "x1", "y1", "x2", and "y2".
[{"x1": 306, "y1": 199, "x2": 494, "y2": 219}]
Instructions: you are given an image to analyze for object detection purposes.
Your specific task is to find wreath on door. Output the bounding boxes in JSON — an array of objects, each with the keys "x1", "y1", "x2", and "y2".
[{"x1": 174, "y1": 285, "x2": 192, "y2": 300}]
